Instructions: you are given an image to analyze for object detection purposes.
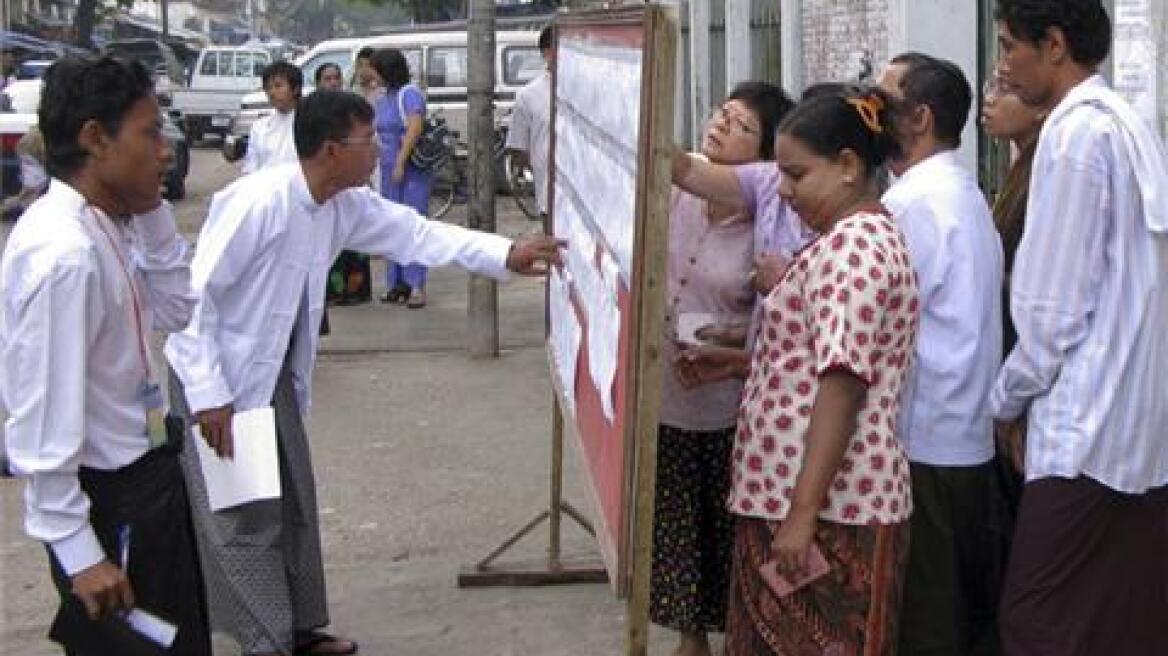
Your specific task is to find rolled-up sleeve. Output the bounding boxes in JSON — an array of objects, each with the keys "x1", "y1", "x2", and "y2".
[
  {"x1": 991, "y1": 160, "x2": 1107, "y2": 420},
  {"x1": 5, "y1": 258, "x2": 106, "y2": 574}
]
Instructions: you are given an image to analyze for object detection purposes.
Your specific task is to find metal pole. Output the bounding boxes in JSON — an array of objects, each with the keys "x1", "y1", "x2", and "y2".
[
  {"x1": 160, "y1": 0, "x2": 169, "y2": 40},
  {"x1": 725, "y1": 0, "x2": 751, "y2": 90},
  {"x1": 687, "y1": 0, "x2": 710, "y2": 148},
  {"x1": 467, "y1": 0, "x2": 499, "y2": 358}
]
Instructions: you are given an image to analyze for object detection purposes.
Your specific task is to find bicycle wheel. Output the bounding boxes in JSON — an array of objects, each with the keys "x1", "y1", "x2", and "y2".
[
  {"x1": 429, "y1": 156, "x2": 459, "y2": 220},
  {"x1": 503, "y1": 150, "x2": 542, "y2": 220}
]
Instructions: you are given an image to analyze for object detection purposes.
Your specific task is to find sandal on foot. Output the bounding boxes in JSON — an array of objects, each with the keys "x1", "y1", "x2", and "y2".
[{"x1": 294, "y1": 631, "x2": 358, "y2": 655}]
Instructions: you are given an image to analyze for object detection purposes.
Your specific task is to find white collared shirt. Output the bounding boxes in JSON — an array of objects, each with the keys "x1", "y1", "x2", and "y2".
[
  {"x1": 165, "y1": 163, "x2": 513, "y2": 416},
  {"x1": 242, "y1": 109, "x2": 298, "y2": 174},
  {"x1": 1, "y1": 181, "x2": 194, "y2": 575},
  {"x1": 990, "y1": 76, "x2": 1168, "y2": 493},
  {"x1": 882, "y1": 150, "x2": 1004, "y2": 466},
  {"x1": 506, "y1": 70, "x2": 552, "y2": 213}
]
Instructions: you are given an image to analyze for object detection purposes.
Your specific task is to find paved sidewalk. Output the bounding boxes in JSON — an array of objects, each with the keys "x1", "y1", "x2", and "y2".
[{"x1": 0, "y1": 203, "x2": 685, "y2": 655}]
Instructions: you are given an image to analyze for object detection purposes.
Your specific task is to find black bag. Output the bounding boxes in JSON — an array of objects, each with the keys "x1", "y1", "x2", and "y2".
[{"x1": 396, "y1": 84, "x2": 452, "y2": 172}]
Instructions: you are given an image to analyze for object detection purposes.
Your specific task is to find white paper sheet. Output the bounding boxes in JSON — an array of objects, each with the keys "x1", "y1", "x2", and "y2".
[
  {"x1": 193, "y1": 406, "x2": 281, "y2": 511},
  {"x1": 548, "y1": 269, "x2": 582, "y2": 416},
  {"x1": 677, "y1": 312, "x2": 718, "y2": 346}
]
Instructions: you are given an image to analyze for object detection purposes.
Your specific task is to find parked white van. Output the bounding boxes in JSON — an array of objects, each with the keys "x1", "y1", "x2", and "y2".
[
  {"x1": 231, "y1": 28, "x2": 542, "y2": 145},
  {"x1": 173, "y1": 45, "x2": 272, "y2": 140}
]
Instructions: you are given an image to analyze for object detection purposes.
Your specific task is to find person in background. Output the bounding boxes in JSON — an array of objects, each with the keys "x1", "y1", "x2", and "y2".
[
  {"x1": 979, "y1": 68, "x2": 1047, "y2": 584},
  {"x1": 350, "y1": 46, "x2": 380, "y2": 103},
  {"x1": 321, "y1": 61, "x2": 373, "y2": 307},
  {"x1": 992, "y1": 1, "x2": 1168, "y2": 653},
  {"x1": 875, "y1": 52, "x2": 1004, "y2": 656},
  {"x1": 505, "y1": 25, "x2": 555, "y2": 222},
  {"x1": 0, "y1": 125, "x2": 48, "y2": 219},
  {"x1": 0, "y1": 56, "x2": 208, "y2": 655},
  {"x1": 165, "y1": 90, "x2": 564, "y2": 656},
  {"x1": 369, "y1": 48, "x2": 432, "y2": 309},
  {"x1": 653, "y1": 81, "x2": 794, "y2": 656},
  {"x1": 242, "y1": 61, "x2": 302, "y2": 174},
  {"x1": 724, "y1": 90, "x2": 919, "y2": 655},
  {"x1": 314, "y1": 62, "x2": 344, "y2": 93},
  {"x1": 981, "y1": 70, "x2": 1045, "y2": 360}
]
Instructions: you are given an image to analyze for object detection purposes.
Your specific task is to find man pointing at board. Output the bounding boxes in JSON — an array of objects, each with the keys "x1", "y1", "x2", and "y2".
[{"x1": 165, "y1": 90, "x2": 563, "y2": 656}]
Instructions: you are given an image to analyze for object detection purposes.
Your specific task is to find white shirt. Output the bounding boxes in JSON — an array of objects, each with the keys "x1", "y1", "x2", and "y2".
[
  {"x1": 1, "y1": 181, "x2": 194, "y2": 575},
  {"x1": 506, "y1": 70, "x2": 551, "y2": 214},
  {"x1": 991, "y1": 76, "x2": 1168, "y2": 493},
  {"x1": 882, "y1": 150, "x2": 1003, "y2": 466},
  {"x1": 242, "y1": 109, "x2": 298, "y2": 174},
  {"x1": 165, "y1": 163, "x2": 513, "y2": 415}
]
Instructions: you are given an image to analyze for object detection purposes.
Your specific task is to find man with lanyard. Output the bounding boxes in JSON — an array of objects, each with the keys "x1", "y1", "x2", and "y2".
[
  {"x1": 0, "y1": 57, "x2": 209, "y2": 654},
  {"x1": 165, "y1": 90, "x2": 563, "y2": 656},
  {"x1": 506, "y1": 25, "x2": 555, "y2": 222},
  {"x1": 993, "y1": 1, "x2": 1168, "y2": 653}
]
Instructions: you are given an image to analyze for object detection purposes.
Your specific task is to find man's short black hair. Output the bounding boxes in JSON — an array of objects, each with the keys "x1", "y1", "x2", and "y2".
[
  {"x1": 294, "y1": 90, "x2": 374, "y2": 159},
  {"x1": 538, "y1": 25, "x2": 555, "y2": 52},
  {"x1": 995, "y1": 0, "x2": 1111, "y2": 67},
  {"x1": 369, "y1": 48, "x2": 411, "y2": 90},
  {"x1": 262, "y1": 60, "x2": 303, "y2": 96},
  {"x1": 39, "y1": 56, "x2": 155, "y2": 179},
  {"x1": 890, "y1": 52, "x2": 972, "y2": 148},
  {"x1": 725, "y1": 81, "x2": 795, "y2": 160},
  {"x1": 356, "y1": 46, "x2": 375, "y2": 60}
]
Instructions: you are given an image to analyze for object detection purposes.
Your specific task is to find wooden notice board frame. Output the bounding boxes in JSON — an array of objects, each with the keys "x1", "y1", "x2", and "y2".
[{"x1": 543, "y1": 5, "x2": 677, "y2": 652}]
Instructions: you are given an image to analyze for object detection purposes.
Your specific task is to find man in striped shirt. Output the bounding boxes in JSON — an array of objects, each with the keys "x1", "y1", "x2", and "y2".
[{"x1": 993, "y1": 1, "x2": 1168, "y2": 654}]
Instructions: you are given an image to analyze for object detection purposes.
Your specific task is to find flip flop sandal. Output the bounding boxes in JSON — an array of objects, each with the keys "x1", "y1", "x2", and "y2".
[{"x1": 294, "y1": 631, "x2": 358, "y2": 656}]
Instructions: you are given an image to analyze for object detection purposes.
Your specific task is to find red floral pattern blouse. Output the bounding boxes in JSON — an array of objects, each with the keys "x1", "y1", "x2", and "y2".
[{"x1": 727, "y1": 211, "x2": 921, "y2": 525}]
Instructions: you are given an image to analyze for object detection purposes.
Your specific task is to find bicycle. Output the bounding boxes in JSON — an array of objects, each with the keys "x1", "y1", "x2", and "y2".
[{"x1": 427, "y1": 110, "x2": 541, "y2": 221}]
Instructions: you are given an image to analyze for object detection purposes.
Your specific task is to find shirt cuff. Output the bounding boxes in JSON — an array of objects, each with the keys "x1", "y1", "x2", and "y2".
[
  {"x1": 183, "y1": 375, "x2": 234, "y2": 414},
  {"x1": 989, "y1": 384, "x2": 1027, "y2": 422},
  {"x1": 485, "y1": 234, "x2": 515, "y2": 282},
  {"x1": 50, "y1": 524, "x2": 107, "y2": 576},
  {"x1": 131, "y1": 202, "x2": 180, "y2": 253}
]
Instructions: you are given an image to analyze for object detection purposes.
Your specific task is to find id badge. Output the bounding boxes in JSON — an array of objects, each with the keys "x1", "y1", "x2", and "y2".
[{"x1": 138, "y1": 381, "x2": 167, "y2": 448}]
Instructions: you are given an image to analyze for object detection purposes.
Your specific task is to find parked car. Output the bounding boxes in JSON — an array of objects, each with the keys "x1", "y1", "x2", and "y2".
[
  {"x1": 171, "y1": 45, "x2": 271, "y2": 141},
  {"x1": 0, "y1": 79, "x2": 190, "y2": 207},
  {"x1": 229, "y1": 29, "x2": 542, "y2": 148},
  {"x1": 104, "y1": 38, "x2": 187, "y2": 106}
]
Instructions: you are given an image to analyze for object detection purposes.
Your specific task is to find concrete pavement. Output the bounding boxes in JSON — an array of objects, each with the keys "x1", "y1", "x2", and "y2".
[{"x1": 0, "y1": 148, "x2": 680, "y2": 655}]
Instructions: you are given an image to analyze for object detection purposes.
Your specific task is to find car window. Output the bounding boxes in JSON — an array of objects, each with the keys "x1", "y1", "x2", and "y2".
[
  {"x1": 426, "y1": 46, "x2": 467, "y2": 88},
  {"x1": 199, "y1": 51, "x2": 219, "y2": 76},
  {"x1": 502, "y1": 46, "x2": 543, "y2": 86},
  {"x1": 402, "y1": 48, "x2": 422, "y2": 81}
]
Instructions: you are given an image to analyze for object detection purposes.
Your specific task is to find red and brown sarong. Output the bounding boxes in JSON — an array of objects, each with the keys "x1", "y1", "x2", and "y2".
[{"x1": 725, "y1": 516, "x2": 909, "y2": 656}]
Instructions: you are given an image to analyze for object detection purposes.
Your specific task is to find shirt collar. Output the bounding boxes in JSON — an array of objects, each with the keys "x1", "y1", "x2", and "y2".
[
  {"x1": 891, "y1": 149, "x2": 960, "y2": 189},
  {"x1": 288, "y1": 164, "x2": 321, "y2": 212}
]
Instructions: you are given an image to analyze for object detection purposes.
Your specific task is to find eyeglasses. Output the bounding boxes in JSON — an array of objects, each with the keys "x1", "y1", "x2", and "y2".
[
  {"x1": 710, "y1": 105, "x2": 760, "y2": 136},
  {"x1": 337, "y1": 135, "x2": 380, "y2": 149},
  {"x1": 982, "y1": 74, "x2": 1012, "y2": 99}
]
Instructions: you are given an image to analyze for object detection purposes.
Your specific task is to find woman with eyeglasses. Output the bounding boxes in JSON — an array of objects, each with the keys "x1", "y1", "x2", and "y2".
[
  {"x1": 651, "y1": 82, "x2": 794, "y2": 656},
  {"x1": 723, "y1": 90, "x2": 919, "y2": 655},
  {"x1": 981, "y1": 73, "x2": 1046, "y2": 368}
]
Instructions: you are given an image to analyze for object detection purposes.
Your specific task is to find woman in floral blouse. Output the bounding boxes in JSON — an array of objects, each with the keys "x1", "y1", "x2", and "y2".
[{"x1": 724, "y1": 89, "x2": 920, "y2": 655}]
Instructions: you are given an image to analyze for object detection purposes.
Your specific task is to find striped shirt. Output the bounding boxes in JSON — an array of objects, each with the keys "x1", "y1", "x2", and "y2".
[{"x1": 990, "y1": 76, "x2": 1168, "y2": 493}]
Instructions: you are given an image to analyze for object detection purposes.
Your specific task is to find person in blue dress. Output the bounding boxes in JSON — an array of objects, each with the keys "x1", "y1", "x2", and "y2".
[{"x1": 369, "y1": 48, "x2": 432, "y2": 308}]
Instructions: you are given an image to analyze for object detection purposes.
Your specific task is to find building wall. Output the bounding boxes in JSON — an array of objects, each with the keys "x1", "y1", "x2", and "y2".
[{"x1": 799, "y1": 0, "x2": 889, "y2": 86}]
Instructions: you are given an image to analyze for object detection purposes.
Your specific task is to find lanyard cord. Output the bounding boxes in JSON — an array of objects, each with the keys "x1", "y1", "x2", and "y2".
[{"x1": 87, "y1": 206, "x2": 153, "y2": 382}]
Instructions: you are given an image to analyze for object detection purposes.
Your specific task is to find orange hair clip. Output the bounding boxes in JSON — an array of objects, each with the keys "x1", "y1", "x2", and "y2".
[{"x1": 846, "y1": 94, "x2": 885, "y2": 134}]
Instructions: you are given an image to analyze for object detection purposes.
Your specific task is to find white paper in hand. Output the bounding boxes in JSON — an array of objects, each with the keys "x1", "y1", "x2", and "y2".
[{"x1": 193, "y1": 406, "x2": 281, "y2": 511}]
